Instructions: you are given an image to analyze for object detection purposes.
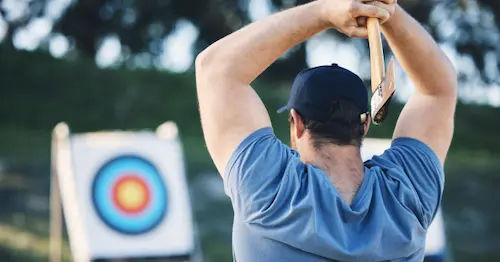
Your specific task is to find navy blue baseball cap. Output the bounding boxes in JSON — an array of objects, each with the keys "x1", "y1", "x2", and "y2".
[{"x1": 277, "y1": 63, "x2": 369, "y2": 122}]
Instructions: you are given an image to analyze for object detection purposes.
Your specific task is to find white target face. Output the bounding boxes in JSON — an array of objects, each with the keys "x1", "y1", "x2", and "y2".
[{"x1": 67, "y1": 131, "x2": 194, "y2": 259}]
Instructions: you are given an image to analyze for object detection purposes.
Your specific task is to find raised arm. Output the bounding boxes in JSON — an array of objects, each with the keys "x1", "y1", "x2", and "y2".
[
  {"x1": 196, "y1": 0, "x2": 392, "y2": 174},
  {"x1": 380, "y1": 5, "x2": 458, "y2": 164}
]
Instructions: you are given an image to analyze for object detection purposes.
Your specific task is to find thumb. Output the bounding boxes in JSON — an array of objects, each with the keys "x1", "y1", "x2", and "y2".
[{"x1": 347, "y1": 26, "x2": 368, "y2": 38}]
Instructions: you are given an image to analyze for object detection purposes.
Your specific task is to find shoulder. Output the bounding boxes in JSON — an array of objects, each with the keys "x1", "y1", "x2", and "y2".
[
  {"x1": 367, "y1": 137, "x2": 443, "y2": 172},
  {"x1": 366, "y1": 137, "x2": 445, "y2": 228},
  {"x1": 223, "y1": 127, "x2": 302, "y2": 217},
  {"x1": 224, "y1": 127, "x2": 298, "y2": 179}
]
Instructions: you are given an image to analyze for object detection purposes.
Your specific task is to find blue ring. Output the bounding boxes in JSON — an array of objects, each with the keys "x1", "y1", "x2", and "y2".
[{"x1": 92, "y1": 155, "x2": 168, "y2": 235}]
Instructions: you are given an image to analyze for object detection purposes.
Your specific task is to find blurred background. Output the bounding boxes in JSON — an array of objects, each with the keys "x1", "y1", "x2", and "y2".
[{"x1": 0, "y1": 0, "x2": 499, "y2": 261}]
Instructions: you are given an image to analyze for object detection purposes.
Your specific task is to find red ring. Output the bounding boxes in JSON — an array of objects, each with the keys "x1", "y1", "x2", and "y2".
[{"x1": 112, "y1": 174, "x2": 150, "y2": 215}]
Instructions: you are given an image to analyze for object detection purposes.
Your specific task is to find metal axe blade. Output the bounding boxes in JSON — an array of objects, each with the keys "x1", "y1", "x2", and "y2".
[{"x1": 371, "y1": 57, "x2": 396, "y2": 124}]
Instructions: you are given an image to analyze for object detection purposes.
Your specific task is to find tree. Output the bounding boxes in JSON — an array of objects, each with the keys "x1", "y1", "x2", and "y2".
[{"x1": 0, "y1": 0, "x2": 498, "y2": 83}]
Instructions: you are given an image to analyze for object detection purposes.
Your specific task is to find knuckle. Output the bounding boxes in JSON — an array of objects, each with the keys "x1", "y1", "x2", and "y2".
[
  {"x1": 378, "y1": 9, "x2": 388, "y2": 18},
  {"x1": 384, "y1": 10, "x2": 391, "y2": 18},
  {"x1": 368, "y1": 7, "x2": 378, "y2": 16},
  {"x1": 348, "y1": 3, "x2": 359, "y2": 15},
  {"x1": 344, "y1": 29, "x2": 353, "y2": 37},
  {"x1": 346, "y1": 28, "x2": 354, "y2": 37}
]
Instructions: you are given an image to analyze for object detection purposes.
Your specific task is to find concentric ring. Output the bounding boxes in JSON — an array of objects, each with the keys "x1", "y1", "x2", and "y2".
[{"x1": 92, "y1": 155, "x2": 168, "y2": 235}]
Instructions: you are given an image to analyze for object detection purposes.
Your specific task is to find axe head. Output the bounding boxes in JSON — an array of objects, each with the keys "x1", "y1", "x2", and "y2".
[{"x1": 371, "y1": 57, "x2": 396, "y2": 125}]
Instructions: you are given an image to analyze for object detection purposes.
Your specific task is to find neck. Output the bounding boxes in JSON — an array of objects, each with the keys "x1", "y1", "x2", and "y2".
[{"x1": 301, "y1": 143, "x2": 365, "y2": 205}]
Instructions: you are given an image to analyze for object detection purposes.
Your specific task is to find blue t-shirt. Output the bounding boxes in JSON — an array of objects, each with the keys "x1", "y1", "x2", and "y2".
[{"x1": 224, "y1": 127, "x2": 444, "y2": 262}]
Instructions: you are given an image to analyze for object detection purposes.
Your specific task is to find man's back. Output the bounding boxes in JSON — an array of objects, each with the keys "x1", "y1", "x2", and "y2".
[
  {"x1": 225, "y1": 128, "x2": 443, "y2": 261},
  {"x1": 195, "y1": 1, "x2": 456, "y2": 260}
]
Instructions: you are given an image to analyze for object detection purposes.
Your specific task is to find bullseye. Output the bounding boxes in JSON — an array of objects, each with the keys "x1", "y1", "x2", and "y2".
[
  {"x1": 112, "y1": 175, "x2": 150, "y2": 215},
  {"x1": 92, "y1": 155, "x2": 168, "y2": 235}
]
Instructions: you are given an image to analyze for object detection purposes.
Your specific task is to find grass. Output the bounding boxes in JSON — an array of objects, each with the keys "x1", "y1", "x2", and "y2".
[{"x1": 0, "y1": 223, "x2": 72, "y2": 262}]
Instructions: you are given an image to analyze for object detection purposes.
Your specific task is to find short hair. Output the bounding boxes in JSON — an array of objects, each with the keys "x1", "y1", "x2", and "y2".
[{"x1": 291, "y1": 100, "x2": 365, "y2": 148}]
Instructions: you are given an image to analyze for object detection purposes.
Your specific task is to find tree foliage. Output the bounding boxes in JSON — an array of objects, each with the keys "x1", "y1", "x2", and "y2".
[{"x1": 0, "y1": 0, "x2": 498, "y2": 82}]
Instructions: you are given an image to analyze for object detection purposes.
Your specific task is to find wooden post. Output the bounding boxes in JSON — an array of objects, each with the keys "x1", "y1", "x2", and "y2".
[
  {"x1": 50, "y1": 122, "x2": 91, "y2": 262},
  {"x1": 50, "y1": 141, "x2": 62, "y2": 262}
]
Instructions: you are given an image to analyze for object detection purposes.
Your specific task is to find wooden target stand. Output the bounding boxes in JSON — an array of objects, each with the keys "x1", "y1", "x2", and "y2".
[
  {"x1": 50, "y1": 122, "x2": 201, "y2": 262},
  {"x1": 50, "y1": 122, "x2": 90, "y2": 262}
]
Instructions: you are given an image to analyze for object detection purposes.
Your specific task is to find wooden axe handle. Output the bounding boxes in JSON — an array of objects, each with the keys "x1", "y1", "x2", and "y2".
[{"x1": 367, "y1": 17, "x2": 385, "y2": 93}]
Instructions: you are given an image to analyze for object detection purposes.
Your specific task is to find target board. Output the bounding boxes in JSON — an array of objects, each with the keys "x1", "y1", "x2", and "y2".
[
  {"x1": 54, "y1": 123, "x2": 194, "y2": 260},
  {"x1": 91, "y1": 155, "x2": 168, "y2": 235},
  {"x1": 362, "y1": 138, "x2": 447, "y2": 260}
]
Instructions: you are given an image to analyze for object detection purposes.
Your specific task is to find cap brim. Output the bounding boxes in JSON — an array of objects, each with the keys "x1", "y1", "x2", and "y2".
[{"x1": 276, "y1": 105, "x2": 289, "y2": 113}]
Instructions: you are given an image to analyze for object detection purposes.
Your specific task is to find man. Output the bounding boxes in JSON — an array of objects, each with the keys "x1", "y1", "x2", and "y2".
[{"x1": 195, "y1": 0, "x2": 457, "y2": 261}]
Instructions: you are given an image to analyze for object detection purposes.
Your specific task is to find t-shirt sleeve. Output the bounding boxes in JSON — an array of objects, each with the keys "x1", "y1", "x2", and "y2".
[
  {"x1": 223, "y1": 127, "x2": 297, "y2": 222},
  {"x1": 372, "y1": 137, "x2": 445, "y2": 227}
]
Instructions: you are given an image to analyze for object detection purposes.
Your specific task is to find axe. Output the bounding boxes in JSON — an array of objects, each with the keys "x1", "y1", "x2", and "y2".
[{"x1": 367, "y1": 17, "x2": 395, "y2": 124}]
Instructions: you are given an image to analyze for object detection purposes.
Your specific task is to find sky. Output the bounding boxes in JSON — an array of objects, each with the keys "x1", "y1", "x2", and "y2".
[{"x1": 0, "y1": 0, "x2": 498, "y2": 106}]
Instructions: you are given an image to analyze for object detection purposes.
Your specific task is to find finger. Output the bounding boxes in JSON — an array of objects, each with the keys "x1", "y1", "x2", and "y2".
[
  {"x1": 351, "y1": 3, "x2": 390, "y2": 21},
  {"x1": 376, "y1": 0, "x2": 395, "y2": 4},
  {"x1": 368, "y1": 1, "x2": 393, "y2": 11},
  {"x1": 382, "y1": 0, "x2": 396, "y2": 4},
  {"x1": 365, "y1": 1, "x2": 394, "y2": 23},
  {"x1": 360, "y1": 0, "x2": 395, "y2": 4},
  {"x1": 348, "y1": 27, "x2": 368, "y2": 38},
  {"x1": 357, "y1": 17, "x2": 367, "y2": 27}
]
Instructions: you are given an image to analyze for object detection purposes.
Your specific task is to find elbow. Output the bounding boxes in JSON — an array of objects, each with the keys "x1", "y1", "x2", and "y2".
[
  {"x1": 419, "y1": 67, "x2": 458, "y2": 99},
  {"x1": 444, "y1": 54, "x2": 459, "y2": 99},
  {"x1": 195, "y1": 49, "x2": 212, "y2": 78},
  {"x1": 196, "y1": 46, "x2": 240, "y2": 90},
  {"x1": 195, "y1": 44, "x2": 230, "y2": 80},
  {"x1": 195, "y1": 49, "x2": 222, "y2": 87},
  {"x1": 450, "y1": 76, "x2": 458, "y2": 99},
  {"x1": 437, "y1": 75, "x2": 458, "y2": 100},
  {"x1": 195, "y1": 49, "x2": 217, "y2": 88},
  {"x1": 446, "y1": 65, "x2": 458, "y2": 99}
]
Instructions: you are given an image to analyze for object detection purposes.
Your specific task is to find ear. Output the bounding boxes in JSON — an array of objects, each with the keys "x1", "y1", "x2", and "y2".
[
  {"x1": 363, "y1": 114, "x2": 371, "y2": 136},
  {"x1": 290, "y1": 109, "x2": 306, "y2": 139}
]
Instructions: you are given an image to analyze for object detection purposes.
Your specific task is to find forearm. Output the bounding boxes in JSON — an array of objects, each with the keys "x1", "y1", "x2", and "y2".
[
  {"x1": 196, "y1": 1, "x2": 328, "y2": 84},
  {"x1": 381, "y1": 6, "x2": 457, "y2": 97}
]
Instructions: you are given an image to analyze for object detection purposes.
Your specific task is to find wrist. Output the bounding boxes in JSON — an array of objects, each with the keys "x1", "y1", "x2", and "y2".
[
  {"x1": 314, "y1": 0, "x2": 336, "y2": 29},
  {"x1": 381, "y1": 4, "x2": 402, "y2": 30}
]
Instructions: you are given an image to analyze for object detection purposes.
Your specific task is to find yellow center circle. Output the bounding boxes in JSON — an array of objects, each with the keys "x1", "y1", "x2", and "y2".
[{"x1": 116, "y1": 180, "x2": 147, "y2": 211}]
